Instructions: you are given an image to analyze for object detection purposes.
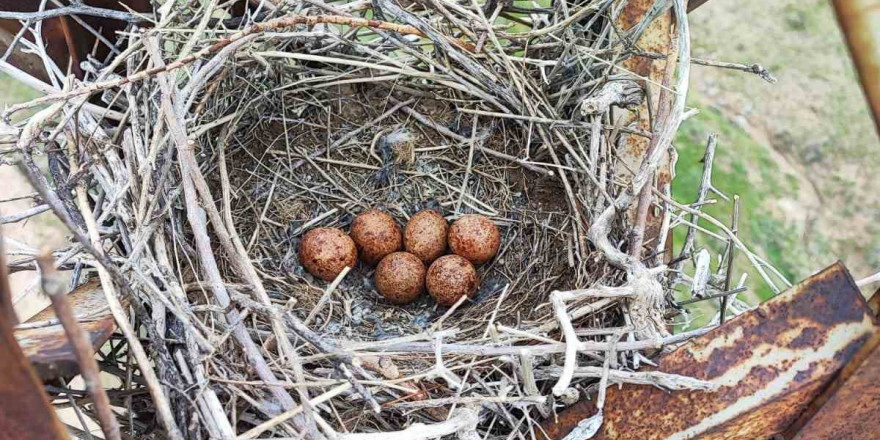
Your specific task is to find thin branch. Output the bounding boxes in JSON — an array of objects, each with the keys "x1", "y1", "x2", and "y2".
[
  {"x1": 669, "y1": 134, "x2": 718, "y2": 283},
  {"x1": 676, "y1": 286, "x2": 747, "y2": 306},
  {"x1": 691, "y1": 57, "x2": 778, "y2": 84},
  {"x1": 720, "y1": 195, "x2": 740, "y2": 323},
  {"x1": 0, "y1": 4, "x2": 150, "y2": 22},
  {"x1": 0, "y1": 204, "x2": 50, "y2": 224}
]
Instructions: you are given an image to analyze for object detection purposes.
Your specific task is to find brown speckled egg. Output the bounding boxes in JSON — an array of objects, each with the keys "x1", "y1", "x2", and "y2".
[
  {"x1": 426, "y1": 255, "x2": 479, "y2": 306},
  {"x1": 350, "y1": 210, "x2": 402, "y2": 265},
  {"x1": 404, "y1": 209, "x2": 448, "y2": 264},
  {"x1": 448, "y1": 214, "x2": 500, "y2": 265},
  {"x1": 375, "y1": 252, "x2": 426, "y2": 304},
  {"x1": 299, "y1": 228, "x2": 357, "y2": 281}
]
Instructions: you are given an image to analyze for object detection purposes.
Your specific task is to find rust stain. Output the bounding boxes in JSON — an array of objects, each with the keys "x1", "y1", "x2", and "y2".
[
  {"x1": 614, "y1": 0, "x2": 677, "y2": 256},
  {"x1": 0, "y1": 233, "x2": 67, "y2": 440},
  {"x1": 538, "y1": 262, "x2": 878, "y2": 440},
  {"x1": 782, "y1": 319, "x2": 880, "y2": 438},
  {"x1": 14, "y1": 278, "x2": 118, "y2": 381},
  {"x1": 832, "y1": 0, "x2": 880, "y2": 132},
  {"x1": 790, "y1": 334, "x2": 880, "y2": 440}
]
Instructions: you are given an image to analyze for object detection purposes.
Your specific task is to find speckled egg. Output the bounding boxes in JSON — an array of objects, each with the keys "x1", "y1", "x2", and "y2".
[
  {"x1": 426, "y1": 255, "x2": 479, "y2": 306},
  {"x1": 448, "y1": 214, "x2": 500, "y2": 265},
  {"x1": 350, "y1": 210, "x2": 402, "y2": 265},
  {"x1": 404, "y1": 209, "x2": 448, "y2": 264},
  {"x1": 375, "y1": 252, "x2": 426, "y2": 304},
  {"x1": 299, "y1": 228, "x2": 357, "y2": 281}
]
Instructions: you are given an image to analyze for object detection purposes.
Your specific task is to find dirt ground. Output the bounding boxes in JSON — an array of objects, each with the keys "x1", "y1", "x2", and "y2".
[{"x1": 0, "y1": 165, "x2": 69, "y2": 321}]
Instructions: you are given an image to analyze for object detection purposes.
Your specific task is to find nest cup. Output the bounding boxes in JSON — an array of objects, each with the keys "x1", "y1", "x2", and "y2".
[{"x1": 209, "y1": 42, "x2": 621, "y2": 437}]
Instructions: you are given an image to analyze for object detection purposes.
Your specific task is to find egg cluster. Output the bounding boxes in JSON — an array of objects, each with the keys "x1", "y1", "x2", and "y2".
[{"x1": 299, "y1": 210, "x2": 500, "y2": 307}]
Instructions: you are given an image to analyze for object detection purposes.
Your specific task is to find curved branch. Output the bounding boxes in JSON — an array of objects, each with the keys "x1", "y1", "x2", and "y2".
[{"x1": 338, "y1": 408, "x2": 480, "y2": 440}]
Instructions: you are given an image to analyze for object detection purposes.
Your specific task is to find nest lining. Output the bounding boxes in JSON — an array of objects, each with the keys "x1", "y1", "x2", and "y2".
[{"x1": 213, "y1": 79, "x2": 610, "y2": 342}]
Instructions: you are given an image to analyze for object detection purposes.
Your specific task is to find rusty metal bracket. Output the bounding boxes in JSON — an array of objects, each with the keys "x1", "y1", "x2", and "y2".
[
  {"x1": 615, "y1": 0, "x2": 678, "y2": 259},
  {"x1": 14, "y1": 278, "x2": 118, "y2": 381},
  {"x1": 789, "y1": 331, "x2": 880, "y2": 440},
  {"x1": 0, "y1": 0, "x2": 151, "y2": 81},
  {"x1": 0, "y1": 231, "x2": 69, "y2": 440},
  {"x1": 0, "y1": 317, "x2": 68, "y2": 440},
  {"x1": 538, "y1": 262, "x2": 878, "y2": 440}
]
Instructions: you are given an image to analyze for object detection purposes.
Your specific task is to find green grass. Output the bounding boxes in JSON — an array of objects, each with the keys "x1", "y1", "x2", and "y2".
[
  {"x1": 0, "y1": 73, "x2": 41, "y2": 121},
  {"x1": 0, "y1": 74, "x2": 39, "y2": 103},
  {"x1": 670, "y1": 95, "x2": 824, "y2": 328}
]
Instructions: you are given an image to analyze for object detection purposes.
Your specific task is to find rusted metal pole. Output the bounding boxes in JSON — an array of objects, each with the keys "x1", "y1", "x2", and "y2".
[
  {"x1": 537, "y1": 262, "x2": 878, "y2": 440},
  {"x1": 615, "y1": 0, "x2": 677, "y2": 256},
  {"x1": 832, "y1": 0, "x2": 880, "y2": 132},
  {"x1": 688, "y1": 0, "x2": 712, "y2": 12}
]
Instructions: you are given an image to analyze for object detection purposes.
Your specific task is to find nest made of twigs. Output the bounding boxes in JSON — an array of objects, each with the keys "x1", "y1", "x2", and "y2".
[{"x1": 0, "y1": 0, "x2": 749, "y2": 439}]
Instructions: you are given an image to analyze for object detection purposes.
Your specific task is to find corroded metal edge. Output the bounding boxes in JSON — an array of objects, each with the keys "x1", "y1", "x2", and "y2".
[
  {"x1": 0, "y1": 318, "x2": 68, "y2": 440},
  {"x1": 789, "y1": 332, "x2": 880, "y2": 440},
  {"x1": 14, "y1": 278, "x2": 117, "y2": 381},
  {"x1": 687, "y1": 0, "x2": 711, "y2": 13},
  {"x1": 615, "y1": 0, "x2": 677, "y2": 259},
  {"x1": 538, "y1": 262, "x2": 878, "y2": 440},
  {"x1": 0, "y1": 232, "x2": 68, "y2": 439}
]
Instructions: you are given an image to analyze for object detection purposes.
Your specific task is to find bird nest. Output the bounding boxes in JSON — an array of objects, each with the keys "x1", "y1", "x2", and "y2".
[{"x1": 0, "y1": 0, "x2": 778, "y2": 439}]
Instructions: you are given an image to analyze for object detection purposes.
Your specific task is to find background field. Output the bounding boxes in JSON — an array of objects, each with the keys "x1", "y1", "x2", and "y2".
[{"x1": 674, "y1": 0, "x2": 879, "y2": 324}]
